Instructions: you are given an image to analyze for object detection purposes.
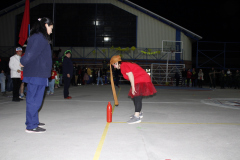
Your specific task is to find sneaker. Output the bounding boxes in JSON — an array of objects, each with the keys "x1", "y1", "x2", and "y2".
[
  {"x1": 64, "y1": 96, "x2": 72, "y2": 99},
  {"x1": 25, "y1": 127, "x2": 46, "y2": 133},
  {"x1": 130, "y1": 112, "x2": 143, "y2": 119},
  {"x1": 19, "y1": 95, "x2": 25, "y2": 99},
  {"x1": 38, "y1": 122, "x2": 45, "y2": 127},
  {"x1": 50, "y1": 92, "x2": 54, "y2": 95},
  {"x1": 127, "y1": 116, "x2": 141, "y2": 124}
]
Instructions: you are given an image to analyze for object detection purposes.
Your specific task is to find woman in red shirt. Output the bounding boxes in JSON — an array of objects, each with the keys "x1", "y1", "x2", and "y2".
[{"x1": 110, "y1": 55, "x2": 157, "y2": 124}]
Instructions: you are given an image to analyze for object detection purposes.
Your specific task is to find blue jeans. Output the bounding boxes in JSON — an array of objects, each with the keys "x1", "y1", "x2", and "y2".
[
  {"x1": 47, "y1": 79, "x2": 55, "y2": 94},
  {"x1": 0, "y1": 73, "x2": 6, "y2": 92},
  {"x1": 97, "y1": 77, "x2": 103, "y2": 85},
  {"x1": 6, "y1": 75, "x2": 13, "y2": 91},
  {"x1": 25, "y1": 83, "x2": 45, "y2": 129}
]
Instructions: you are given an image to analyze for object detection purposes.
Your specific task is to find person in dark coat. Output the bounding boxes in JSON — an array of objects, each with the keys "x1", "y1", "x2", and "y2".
[
  {"x1": 219, "y1": 70, "x2": 226, "y2": 89},
  {"x1": 175, "y1": 72, "x2": 180, "y2": 86},
  {"x1": 62, "y1": 50, "x2": 73, "y2": 99},
  {"x1": 181, "y1": 68, "x2": 187, "y2": 86},
  {"x1": 20, "y1": 17, "x2": 53, "y2": 133}
]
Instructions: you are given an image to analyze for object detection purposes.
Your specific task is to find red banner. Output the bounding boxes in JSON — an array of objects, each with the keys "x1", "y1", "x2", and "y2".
[{"x1": 18, "y1": 0, "x2": 30, "y2": 46}]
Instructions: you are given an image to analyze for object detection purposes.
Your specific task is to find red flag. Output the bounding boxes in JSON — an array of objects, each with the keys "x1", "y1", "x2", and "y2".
[{"x1": 18, "y1": 0, "x2": 30, "y2": 46}]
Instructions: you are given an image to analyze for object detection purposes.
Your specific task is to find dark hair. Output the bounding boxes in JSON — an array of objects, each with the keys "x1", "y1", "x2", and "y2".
[{"x1": 30, "y1": 17, "x2": 53, "y2": 43}]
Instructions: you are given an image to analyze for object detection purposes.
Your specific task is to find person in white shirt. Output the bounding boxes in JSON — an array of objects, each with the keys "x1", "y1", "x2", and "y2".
[{"x1": 9, "y1": 47, "x2": 22, "y2": 102}]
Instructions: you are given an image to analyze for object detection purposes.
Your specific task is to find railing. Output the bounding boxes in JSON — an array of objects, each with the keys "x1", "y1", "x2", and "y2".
[{"x1": 0, "y1": 46, "x2": 183, "y2": 63}]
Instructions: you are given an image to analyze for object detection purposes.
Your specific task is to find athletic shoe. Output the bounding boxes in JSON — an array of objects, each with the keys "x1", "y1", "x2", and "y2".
[
  {"x1": 25, "y1": 127, "x2": 46, "y2": 133},
  {"x1": 19, "y1": 95, "x2": 25, "y2": 99},
  {"x1": 64, "y1": 96, "x2": 72, "y2": 99},
  {"x1": 130, "y1": 112, "x2": 143, "y2": 119},
  {"x1": 127, "y1": 116, "x2": 141, "y2": 124},
  {"x1": 38, "y1": 122, "x2": 45, "y2": 127}
]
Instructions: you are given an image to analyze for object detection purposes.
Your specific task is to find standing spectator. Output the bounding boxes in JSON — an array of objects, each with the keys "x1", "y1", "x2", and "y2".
[
  {"x1": 97, "y1": 68, "x2": 103, "y2": 85},
  {"x1": 174, "y1": 71, "x2": 180, "y2": 86},
  {"x1": 80, "y1": 67, "x2": 85, "y2": 85},
  {"x1": 181, "y1": 68, "x2": 187, "y2": 87},
  {"x1": 87, "y1": 67, "x2": 92, "y2": 84},
  {"x1": 71, "y1": 63, "x2": 77, "y2": 86},
  {"x1": 234, "y1": 70, "x2": 240, "y2": 89},
  {"x1": 209, "y1": 67, "x2": 218, "y2": 89},
  {"x1": 191, "y1": 68, "x2": 197, "y2": 87},
  {"x1": 20, "y1": 17, "x2": 53, "y2": 133},
  {"x1": 58, "y1": 63, "x2": 63, "y2": 86},
  {"x1": 55, "y1": 69, "x2": 60, "y2": 88},
  {"x1": 9, "y1": 47, "x2": 23, "y2": 102},
  {"x1": 186, "y1": 69, "x2": 192, "y2": 87},
  {"x1": 5, "y1": 59, "x2": 13, "y2": 93},
  {"x1": 62, "y1": 50, "x2": 73, "y2": 99},
  {"x1": 92, "y1": 68, "x2": 96, "y2": 85},
  {"x1": 226, "y1": 69, "x2": 232, "y2": 88},
  {"x1": 220, "y1": 70, "x2": 226, "y2": 89},
  {"x1": 0, "y1": 57, "x2": 7, "y2": 96},
  {"x1": 47, "y1": 67, "x2": 57, "y2": 95},
  {"x1": 83, "y1": 69, "x2": 89, "y2": 85},
  {"x1": 198, "y1": 69, "x2": 204, "y2": 88},
  {"x1": 19, "y1": 52, "x2": 25, "y2": 99},
  {"x1": 77, "y1": 65, "x2": 82, "y2": 85}
]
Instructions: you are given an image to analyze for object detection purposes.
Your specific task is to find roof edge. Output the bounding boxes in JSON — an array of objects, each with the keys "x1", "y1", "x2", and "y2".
[{"x1": 119, "y1": 0, "x2": 202, "y2": 40}]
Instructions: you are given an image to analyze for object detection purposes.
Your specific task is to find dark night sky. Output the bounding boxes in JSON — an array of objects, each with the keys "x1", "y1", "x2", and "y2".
[{"x1": 1, "y1": 0, "x2": 240, "y2": 42}]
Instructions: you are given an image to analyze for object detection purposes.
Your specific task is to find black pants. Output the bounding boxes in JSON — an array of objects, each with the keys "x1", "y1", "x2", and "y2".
[
  {"x1": 176, "y1": 78, "x2": 179, "y2": 86},
  {"x1": 187, "y1": 78, "x2": 190, "y2": 87},
  {"x1": 133, "y1": 96, "x2": 142, "y2": 112},
  {"x1": 12, "y1": 78, "x2": 21, "y2": 100},
  {"x1": 210, "y1": 78, "x2": 216, "y2": 88},
  {"x1": 63, "y1": 76, "x2": 71, "y2": 98}
]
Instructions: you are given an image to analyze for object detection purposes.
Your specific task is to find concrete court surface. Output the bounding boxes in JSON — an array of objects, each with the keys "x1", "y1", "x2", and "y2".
[{"x1": 0, "y1": 84, "x2": 240, "y2": 160}]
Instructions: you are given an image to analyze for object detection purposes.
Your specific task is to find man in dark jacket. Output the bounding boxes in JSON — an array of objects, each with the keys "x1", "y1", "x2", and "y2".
[
  {"x1": 181, "y1": 68, "x2": 187, "y2": 86},
  {"x1": 62, "y1": 50, "x2": 73, "y2": 99}
]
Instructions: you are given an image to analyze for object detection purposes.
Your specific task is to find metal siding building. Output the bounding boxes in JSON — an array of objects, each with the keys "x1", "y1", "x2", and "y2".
[{"x1": 0, "y1": 0, "x2": 201, "y2": 64}]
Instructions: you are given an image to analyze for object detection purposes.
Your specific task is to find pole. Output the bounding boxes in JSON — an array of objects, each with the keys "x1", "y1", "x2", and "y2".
[{"x1": 166, "y1": 52, "x2": 169, "y2": 84}]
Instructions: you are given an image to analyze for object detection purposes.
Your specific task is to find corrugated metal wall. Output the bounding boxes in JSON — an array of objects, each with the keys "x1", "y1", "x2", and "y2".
[
  {"x1": 0, "y1": 0, "x2": 192, "y2": 61},
  {"x1": 181, "y1": 32, "x2": 192, "y2": 61}
]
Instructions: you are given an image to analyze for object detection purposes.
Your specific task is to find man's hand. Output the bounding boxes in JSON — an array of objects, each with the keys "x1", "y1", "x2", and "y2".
[
  {"x1": 17, "y1": 70, "x2": 21, "y2": 73},
  {"x1": 20, "y1": 63, "x2": 24, "y2": 67},
  {"x1": 67, "y1": 74, "x2": 70, "y2": 78}
]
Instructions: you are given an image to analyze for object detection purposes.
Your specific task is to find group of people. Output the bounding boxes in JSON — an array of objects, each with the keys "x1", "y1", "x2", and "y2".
[
  {"x1": 177, "y1": 67, "x2": 240, "y2": 89},
  {"x1": 209, "y1": 67, "x2": 240, "y2": 89},
  {"x1": 173, "y1": 68, "x2": 204, "y2": 88}
]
